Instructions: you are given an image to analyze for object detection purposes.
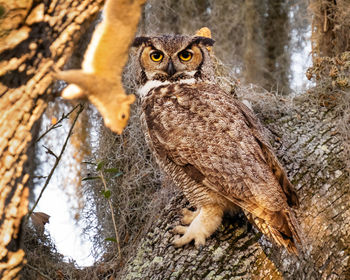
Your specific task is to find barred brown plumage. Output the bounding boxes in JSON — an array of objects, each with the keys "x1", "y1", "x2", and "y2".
[{"x1": 132, "y1": 33, "x2": 302, "y2": 254}]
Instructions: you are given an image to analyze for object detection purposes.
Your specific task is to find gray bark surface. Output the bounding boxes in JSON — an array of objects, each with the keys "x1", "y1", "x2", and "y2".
[{"x1": 123, "y1": 93, "x2": 350, "y2": 279}]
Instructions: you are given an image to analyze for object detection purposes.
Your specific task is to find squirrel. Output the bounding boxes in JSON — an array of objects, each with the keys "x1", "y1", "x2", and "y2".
[{"x1": 55, "y1": 0, "x2": 146, "y2": 134}]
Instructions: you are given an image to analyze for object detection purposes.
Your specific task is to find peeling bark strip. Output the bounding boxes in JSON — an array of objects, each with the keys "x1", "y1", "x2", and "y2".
[
  {"x1": 122, "y1": 95, "x2": 350, "y2": 279},
  {"x1": 0, "y1": 0, "x2": 104, "y2": 278}
]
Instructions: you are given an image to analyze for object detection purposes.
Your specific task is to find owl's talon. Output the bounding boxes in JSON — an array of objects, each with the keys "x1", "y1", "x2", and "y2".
[
  {"x1": 194, "y1": 235, "x2": 206, "y2": 249},
  {"x1": 173, "y1": 228, "x2": 206, "y2": 248},
  {"x1": 172, "y1": 225, "x2": 187, "y2": 235},
  {"x1": 181, "y1": 208, "x2": 199, "y2": 225},
  {"x1": 173, "y1": 234, "x2": 194, "y2": 248},
  {"x1": 172, "y1": 205, "x2": 223, "y2": 248}
]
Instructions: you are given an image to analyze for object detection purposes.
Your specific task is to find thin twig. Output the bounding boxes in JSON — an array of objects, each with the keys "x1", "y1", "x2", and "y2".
[
  {"x1": 99, "y1": 170, "x2": 122, "y2": 258},
  {"x1": 323, "y1": 8, "x2": 328, "y2": 32},
  {"x1": 33, "y1": 175, "x2": 48, "y2": 180},
  {"x1": 25, "y1": 264, "x2": 54, "y2": 280},
  {"x1": 27, "y1": 104, "x2": 84, "y2": 219},
  {"x1": 43, "y1": 145, "x2": 59, "y2": 160},
  {"x1": 35, "y1": 104, "x2": 82, "y2": 143}
]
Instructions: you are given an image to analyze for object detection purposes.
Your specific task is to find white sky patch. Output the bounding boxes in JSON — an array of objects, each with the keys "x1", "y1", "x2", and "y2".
[
  {"x1": 289, "y1": 16, "x2": 313, "y2": 93},
  {"x1": 34, "y1": 186, "x2": 95, "y2": 267},
  {"x1": 32, "y1": 102, "x2": 97, "y2": 267}
]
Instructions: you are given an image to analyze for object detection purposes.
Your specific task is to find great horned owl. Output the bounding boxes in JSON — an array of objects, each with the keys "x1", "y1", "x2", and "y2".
[{"x1": 132, "y1": 34, "x2": 301, "y2": 254}]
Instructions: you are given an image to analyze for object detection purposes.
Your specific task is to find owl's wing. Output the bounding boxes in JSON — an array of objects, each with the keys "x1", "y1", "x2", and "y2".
[{"x1": 233, "y1": 100, "x2": 299, "y2": 208}]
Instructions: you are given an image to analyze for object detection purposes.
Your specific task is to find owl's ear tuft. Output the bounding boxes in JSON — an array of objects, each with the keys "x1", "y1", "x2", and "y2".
[
  {"x1": 192, "y1": 36, "x2": 215, "y2": 47},
  {"x1": 132, "y1": 36, "x2": 151, "y2": 47}
]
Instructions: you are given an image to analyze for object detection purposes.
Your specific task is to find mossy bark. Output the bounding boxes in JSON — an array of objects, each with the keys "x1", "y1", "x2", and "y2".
[
  {"x1": 0, "y1": 1, "x2": 104, "y2": 278},
  {"x1": 122, "y1": 92, "x2": 350, "y2": 279}
]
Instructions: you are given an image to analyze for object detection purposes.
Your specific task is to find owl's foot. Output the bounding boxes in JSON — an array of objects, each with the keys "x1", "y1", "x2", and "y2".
[
  {"x1": 173, "y1": 204, "x2": 223, "y2": 248},
  {"x1": 181, "y1": 208, "x2": 199, "y2": 225}
]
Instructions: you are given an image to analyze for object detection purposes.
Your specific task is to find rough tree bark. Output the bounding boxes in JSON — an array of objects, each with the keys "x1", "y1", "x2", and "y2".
[
  {"x1": 122, "y1": 90, "x2": 350, "y2": 279},
  {"x1": 0, "y1": 1, "x2": 104, "y2": 278}
]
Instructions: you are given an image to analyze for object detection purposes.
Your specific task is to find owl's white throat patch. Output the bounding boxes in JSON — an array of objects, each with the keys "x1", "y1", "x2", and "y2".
[
  {"x1": 138, "y1": 80, "x2": 170, "y2": 98},
  {"x1": 138, "y1": 78, "x2": 196, "y2": 98}
]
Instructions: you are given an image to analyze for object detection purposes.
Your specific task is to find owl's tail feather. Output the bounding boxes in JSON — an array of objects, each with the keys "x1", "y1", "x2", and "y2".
[{"x1": 248, "y1": 210, "x2": 302, "y2": 255}]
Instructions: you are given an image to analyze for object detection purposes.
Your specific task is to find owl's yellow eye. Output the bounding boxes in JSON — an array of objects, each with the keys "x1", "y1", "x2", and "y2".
[
  {"x1": 150, "y1": 51, "x2": 163, "y2": 62},
  {"x1": 179, "y1": 50, "x2": 192, "y2": 61}
]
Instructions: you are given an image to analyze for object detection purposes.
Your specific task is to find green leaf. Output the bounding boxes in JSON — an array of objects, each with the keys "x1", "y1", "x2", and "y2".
[
  {"x1": 82, "y1": 176, "x2": 101, "y2": 181},
  {"x1": 97, "y1": 161, "x2": 105, "y2": 171},
  {"x1": 105, "y1": 237, "x2": 117, "y2": 242},
  {"x1": 104, "y1": 168, "x2": 119, "y2": 173},
  {"x1": 102, "y1": 189, "x2": 111, "y2": 199}
]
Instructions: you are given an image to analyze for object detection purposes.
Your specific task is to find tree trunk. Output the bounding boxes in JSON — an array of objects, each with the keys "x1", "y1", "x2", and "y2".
[
  {"x1": 243, "y1": 0, "x2": 265, "y2": 88},
  {"x1": 122, "y1": 91, "x2": 350, "y2": 279},
  {"x1": 0, "y1": 1, "x2": 103, "y2": 278},
  {"x1": 261, "y1": 0, "x2": 290, "y2": 94},
  {"x1": 243, "y1": 0, "x2": 291, "y2": 94},
  {"x1": 310, "y1": 0, "x2": 350, "y2": 58}
]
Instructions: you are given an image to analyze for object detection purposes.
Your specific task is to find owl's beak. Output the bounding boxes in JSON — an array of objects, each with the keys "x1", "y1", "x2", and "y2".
[{"x1": 166, "y1": 60, "x2": 176, "y2": 76}]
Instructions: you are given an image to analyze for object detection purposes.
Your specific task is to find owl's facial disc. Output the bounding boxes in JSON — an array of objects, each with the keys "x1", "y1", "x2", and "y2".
[{"x1": 136, "y1": 35, "x2": 215, "y2": 83}]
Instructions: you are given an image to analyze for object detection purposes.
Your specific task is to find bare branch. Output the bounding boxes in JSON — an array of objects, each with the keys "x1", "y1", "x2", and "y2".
[
  {"x1": 27, "y1": 104, "x2": 84, "y2": 219},
  {"x1": 35, "y1": 104, "x2": 82, "y2": 143}
]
